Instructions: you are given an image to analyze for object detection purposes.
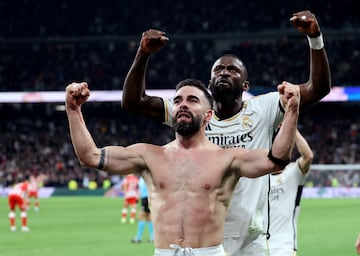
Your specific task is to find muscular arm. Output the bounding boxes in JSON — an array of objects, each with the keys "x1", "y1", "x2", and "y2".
[
  {"x1": 289, "y1": 10, "x2": 331, "y2": 110},
  {"x1": 121, "y1": 29, "x2": 169, "y2": 123},
  {"x1": 298, "y1": 44, "x2": 331, "y2": 109},
  {"x1": 66, "y1": 82, "x2": 146, "y2": 175},
  {"x1": 233, "y1": 86, "x2": 299, "y2": 178},
  {"x1": 294, "y1": 130, "x2": 314, "y2": 174}
]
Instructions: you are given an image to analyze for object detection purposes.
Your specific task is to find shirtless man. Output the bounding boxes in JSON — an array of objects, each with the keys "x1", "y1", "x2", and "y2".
[{"x1": 66, "y1": 79, "x2": 299, "y2": 255}]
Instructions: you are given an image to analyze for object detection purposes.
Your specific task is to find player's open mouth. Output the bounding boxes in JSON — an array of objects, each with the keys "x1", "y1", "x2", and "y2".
[{"x1": 176, "y1": 112, "x2": 191, "y2": 120}]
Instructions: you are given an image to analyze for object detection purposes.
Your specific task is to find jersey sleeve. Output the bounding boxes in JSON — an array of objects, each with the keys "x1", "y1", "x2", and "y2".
[
  {"x1": 162, "y1": 97, "x2": 174, "y2": 127},
  {"x1": 254, "y1": 91, "x2": 284, "y2": 132},
  {"x1": 284, "y1": 161, "x2": 308, "y2": 186}
]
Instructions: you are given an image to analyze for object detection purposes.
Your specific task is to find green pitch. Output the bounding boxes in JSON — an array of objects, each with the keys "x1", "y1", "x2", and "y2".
[
  {"x1": 0, "y1": 197, "x2": 154, "y2": 256},
  {"x1": 0, "y1": 197, "x2": 359, "y2": 256},
  {"x1": 298, "y1": 198, "x2": 360, "y2": 256}
]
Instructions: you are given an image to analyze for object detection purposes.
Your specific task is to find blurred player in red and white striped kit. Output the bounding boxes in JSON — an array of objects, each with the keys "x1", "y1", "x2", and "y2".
[
  {"x1": 8, "y1": 178, "x2": 31, "y2": 232},
  {"x1": 120, "y1": 174, "x2": 139, "y2": 224},
  {"x1": 27, "y1": 173, "x2": 46, "y2": 212}
]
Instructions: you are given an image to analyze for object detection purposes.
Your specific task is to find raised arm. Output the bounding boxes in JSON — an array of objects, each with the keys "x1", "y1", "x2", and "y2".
[
  {"x1": 294, "y1": 130, "x2": 314, "y2": 174},
  {"x1": 233, "y1": 84, "x2": 300, "y2": 178},
  {"x1": 66, "y1": 82, "x2": 146, "y2": 175},
  {"x1": 121, "y1": 29, "x2": 169, "y2": 122},
  {"x1": 288, "y1": 10, "x2": 331, "y2": 109}
]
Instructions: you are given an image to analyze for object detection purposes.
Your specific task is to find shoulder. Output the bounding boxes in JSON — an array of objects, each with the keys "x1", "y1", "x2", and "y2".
[
  {"x1": 122, "y1": 143, "x2": 162, "y2": 162},
  {"x1": 248, "y1": 91, "x2": 280, "y2": 104},
  {"x1": 128, "y1": 142, "x2": 159, "y2": 150},
  {"x1": 283, "y1": 161, "x2": 306, "y2": 177}
]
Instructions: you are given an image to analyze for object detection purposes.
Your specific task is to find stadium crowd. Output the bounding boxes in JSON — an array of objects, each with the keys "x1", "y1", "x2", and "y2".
[
  {"x1": 0, "y1": 1, "x2": 359, "y2": 189},
  {"x1": 1, "y1": 36, "x2": 359, "y2": 93},
  {"x1": 0, "y1": 0, "x2": 358, "y2": 37},
  {"x1": 0, "y1": 1, "x2": 359, "y2": 92}
]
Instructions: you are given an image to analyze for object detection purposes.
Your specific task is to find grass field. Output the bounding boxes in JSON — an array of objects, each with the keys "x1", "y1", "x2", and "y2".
[{"x1": 0, "y1": 197, "x2": 359, "y2": 256}]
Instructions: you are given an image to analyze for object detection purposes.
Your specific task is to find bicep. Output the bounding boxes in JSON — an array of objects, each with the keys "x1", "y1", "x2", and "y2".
[
  {"x1": 232, "y1": 149, "x2": 276, "y2": 178},
  {"x1": 298, "y1": 81, "x2": 326, "y2": 110},
  {"x1": 102, "y1": 145, "x2": 146, "y2": 175}
]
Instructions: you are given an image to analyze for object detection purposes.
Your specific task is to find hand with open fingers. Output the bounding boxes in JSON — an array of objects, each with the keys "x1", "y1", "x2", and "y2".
[
  {"x1": 65, "y1": 82, "x2": 90, "y2": 110},
  {"x1": 140, "y1": 29, "x2": 169, "y2": 54},
  {"x1": 290, "y1": 10, "x2": 321, "y2": 37}
]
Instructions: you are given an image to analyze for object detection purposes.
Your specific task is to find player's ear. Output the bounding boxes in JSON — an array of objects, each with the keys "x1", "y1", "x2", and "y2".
[
  {"x1": 242, "y1": 81, "x2": 250, "y2": 91},
  {"x1": 204, "y1": 108, "x2": 212, "y2": 122}
]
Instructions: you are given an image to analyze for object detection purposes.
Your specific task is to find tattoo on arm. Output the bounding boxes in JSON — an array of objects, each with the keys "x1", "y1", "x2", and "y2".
[{"x1": 98, "y1": 148, "x2": 105, "y2": 170}]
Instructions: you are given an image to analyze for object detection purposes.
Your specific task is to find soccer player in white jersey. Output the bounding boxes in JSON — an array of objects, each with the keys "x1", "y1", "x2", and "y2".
[
  {"x1": 268, "y1": 130, "x2": 313, "y2": 256},
  {"x1": 121, "y1": 10, "x2": 331, "y2": 256}
]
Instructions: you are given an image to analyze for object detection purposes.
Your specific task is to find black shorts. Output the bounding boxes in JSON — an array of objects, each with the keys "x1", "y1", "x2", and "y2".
[{"x1": 141, "y1": 197, "x2": 150, "y2": 213}]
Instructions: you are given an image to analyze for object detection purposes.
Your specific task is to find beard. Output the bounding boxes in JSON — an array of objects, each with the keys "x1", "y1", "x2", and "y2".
[
  {"x1": 209, "y1": 81, "x2": 242, "y2": 105},
  {"x1": 172, "y1": 113, "x2": 202, "y2": 136}
]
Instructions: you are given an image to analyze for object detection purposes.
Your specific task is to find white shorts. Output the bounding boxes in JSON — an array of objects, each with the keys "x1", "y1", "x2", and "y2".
[
  {"x1": 154, "y1": 244, "x2": 226, "y2": 256},
  {"x1": 268, "y1": 248, "x2": 297, "y2": 256},
  {"x1": 223, "y1": 233, "x2": 269, "y2": 256}
]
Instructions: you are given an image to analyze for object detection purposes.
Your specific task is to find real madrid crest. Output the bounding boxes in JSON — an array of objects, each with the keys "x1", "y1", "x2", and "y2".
[{"x1": 241, "y1": 116, "x2": 253, "y2": 130}]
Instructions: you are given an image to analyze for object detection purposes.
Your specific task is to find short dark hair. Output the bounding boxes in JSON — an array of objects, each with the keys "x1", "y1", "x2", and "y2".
[{"x1": 175, "y1": 78, "x2": 214, "y2": 109}]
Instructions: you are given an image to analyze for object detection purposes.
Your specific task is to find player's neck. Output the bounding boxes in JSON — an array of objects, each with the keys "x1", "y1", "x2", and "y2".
[
  {"x1": 175, "y1": 130, "x2": 209, "y2": 149},
  {"x1": 214, "y1": 101, "x2": 243, "y2": 120}
]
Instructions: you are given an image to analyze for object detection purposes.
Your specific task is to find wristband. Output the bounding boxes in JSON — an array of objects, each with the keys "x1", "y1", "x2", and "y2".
[
  {"x1": 267, "y1": 149, "x2": 290, "y2": 167},
  {"x1": 307, "y1": 34, "x2": 324, "y2": 50}
]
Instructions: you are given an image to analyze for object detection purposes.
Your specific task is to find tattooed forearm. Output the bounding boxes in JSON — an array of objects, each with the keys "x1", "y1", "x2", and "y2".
[{"x1": 98, "y1": 148, "x2": 105, "y2": 170}]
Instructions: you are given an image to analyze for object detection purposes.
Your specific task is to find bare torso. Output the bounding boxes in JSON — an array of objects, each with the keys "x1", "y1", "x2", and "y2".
[{"x1": 140, "y1": 141, "x2": 240, "y2": 249}]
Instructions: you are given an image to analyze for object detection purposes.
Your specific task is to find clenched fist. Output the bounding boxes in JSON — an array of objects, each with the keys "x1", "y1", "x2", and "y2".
[
  {"x1": 65, "y1": 82, "x2": 90, "y2": 110},
  {"x1": 139, "y1": 29, "x2": 169, "y2": 54}
]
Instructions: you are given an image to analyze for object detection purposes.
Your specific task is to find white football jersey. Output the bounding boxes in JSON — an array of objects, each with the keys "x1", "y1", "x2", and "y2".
[
  {"x1": 268, "y1": 161, "x2": 307, "y2": 256},
  {"x1": 163, "y1": 91, "x2": 284, "y2": 237}
]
